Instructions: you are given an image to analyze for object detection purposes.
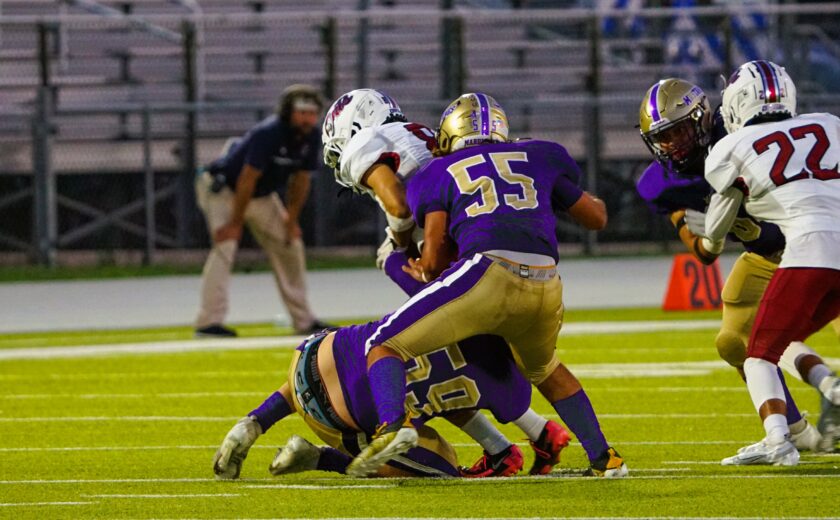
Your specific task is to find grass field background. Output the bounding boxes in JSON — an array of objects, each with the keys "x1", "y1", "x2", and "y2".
[{"x1": 1, "y1": 308, "x2": 839, "y2": 519}]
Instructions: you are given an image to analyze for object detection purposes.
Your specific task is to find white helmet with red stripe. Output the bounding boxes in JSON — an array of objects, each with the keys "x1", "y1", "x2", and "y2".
[
  {"x1": 721, "y1": 60, "x2": 796, "y2": 134},
  {"x1": 321, "y1": 89, "x2": 406, "y2": 172}
]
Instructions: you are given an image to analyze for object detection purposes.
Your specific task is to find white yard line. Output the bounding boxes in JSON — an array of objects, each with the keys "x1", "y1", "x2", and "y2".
[
  {"x1": 0, "y1": 440, "x2": 766, "y2": 452},
  {"x1": 0, "y1": 416, "x2": 242, "y2": 423},
  {"x1": 81, "y1": 494, "x2": 241, "y2": 498},
  {"x1": 243, "y1": 484, "x2": 396, "y2": 490},
  {"x1": 1, "y1": 472, "x2": 838, "y2": 488},
  {"x1": 0, "y1": 477, "x2": 241, "y2": 485},
  {"x1": 0, "y1": 337, "x2": 305, "y2": 360},
  {"x1": 0, "y1": 501, "x2": 94, "y2": 507},
  {"x1": 664, "y1": 459, "x2": 836, "y2": 465},
  {"x1": 0, "y1": 320, "x2": 723, "y2": 361},
  {"x1": 0, "y1": 473, "x2": 836, "y2": 486},
  {"x1": 139, "y1": 518, "x2": 840, "y2": 520},
  {"x1": 0, "y1": 371, "x2": 270, "y2": 381},
  {"x1": 7, "y1": 386, "x2": 824, "y2": 400},
  {"x1": 0, "y1": 412, "x2": 756, "y2": 423},
  {"x1": 0, "y1": 362, "x2": 741, "y2": 382}
]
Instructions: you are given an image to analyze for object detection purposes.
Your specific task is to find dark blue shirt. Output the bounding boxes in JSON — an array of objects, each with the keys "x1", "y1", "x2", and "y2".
[{"x1": 207, "y1": 115, "x2": 320, "y2": 198}]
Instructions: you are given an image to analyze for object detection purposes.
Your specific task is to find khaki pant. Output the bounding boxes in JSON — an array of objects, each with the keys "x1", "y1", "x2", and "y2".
[
  {"x1": 368, "y1": 254, "x2": 564, "y2": 385},
  {"x1": 194, "y1": 171, "x2": 315, "y2": 331}
]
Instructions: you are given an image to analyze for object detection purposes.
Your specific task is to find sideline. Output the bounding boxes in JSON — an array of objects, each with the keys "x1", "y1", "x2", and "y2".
[{"x1": 0, "y1": 320, "x2": 721, "y2": 360}]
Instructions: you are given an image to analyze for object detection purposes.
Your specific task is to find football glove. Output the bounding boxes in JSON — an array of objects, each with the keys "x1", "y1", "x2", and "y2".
[
  {"x1": 375, "y1": 227, "x2": 405, "y2": 270},
  {"x1": 213, "y1": 416, "x2": 262, "y2": 480},
  {"x1": 684, "y1": 208, "x2": 706, "y2": 237},
  {"x1": 701, "y1": 237, "x2": 725, "y2": 255},
  {"x1": 730, "y1": 216, "x2": 762, "y2": 242}
]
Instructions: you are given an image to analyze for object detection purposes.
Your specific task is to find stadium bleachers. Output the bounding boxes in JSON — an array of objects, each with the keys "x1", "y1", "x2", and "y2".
[{"x1": 2, "y1": 1, "x2": 840, "y2": 254}]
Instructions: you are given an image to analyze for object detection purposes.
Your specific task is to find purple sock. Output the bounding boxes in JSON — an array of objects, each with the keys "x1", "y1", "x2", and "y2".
[
  {"x1": 778, "y1": 368, "x2": 803, "y2": 425},
  {"x1": 368, "y1": 356, "x2": 407, "y2": 426},
  {"x1": 317, "y1": 446, "x2": 352, "y2": 474},
  {"x1": 552, "y1": 389, "x2": 609, "y2": 462},
  {"x1": 249, "y1": 391, "x2": 292, "y2": 433}
]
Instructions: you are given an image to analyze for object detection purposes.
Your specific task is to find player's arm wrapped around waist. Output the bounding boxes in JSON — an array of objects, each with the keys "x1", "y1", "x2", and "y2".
[{"x1": 670, "y1": 209, "x2": 724, "y2": 265}]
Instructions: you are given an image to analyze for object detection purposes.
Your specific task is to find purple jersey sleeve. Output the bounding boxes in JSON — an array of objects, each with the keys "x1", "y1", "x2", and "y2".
[
  {"x1": 544, "y1": 143, "x2": 584, "y2": 209},
  {"x1": 406, "y1": 170, "x2": 452, "y2": 233},
  {"x1": 383, "y1": 250, "x2": 426, "y2": 297},
  {"x1": 636, "y1": 161, "x2": 710, "y2": 215},
  {"x1": 634, "y1": 161, "x2": 785, "y2": 255},
  {"x1": 552, "y1": 174, "x2": 584, "y2": 210}
]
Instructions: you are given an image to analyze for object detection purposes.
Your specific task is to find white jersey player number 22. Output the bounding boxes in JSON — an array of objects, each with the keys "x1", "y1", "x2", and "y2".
[{"x1": 752, "y1": 121, "x2": 840, "y2": 186}]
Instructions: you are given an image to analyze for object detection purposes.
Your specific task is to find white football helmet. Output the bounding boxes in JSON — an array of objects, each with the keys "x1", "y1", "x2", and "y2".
[
  {"x1": 721, "y1": 60, "x2": 796, "y2": 134},
  {"x1": 321, "y1": 89, "x2": 406, "y2": 174}
]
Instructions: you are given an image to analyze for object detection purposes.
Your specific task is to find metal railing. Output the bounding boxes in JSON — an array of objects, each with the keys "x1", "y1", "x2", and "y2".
[{"x1": 3, "y1": 3, "x2": 840, "y2": 264}]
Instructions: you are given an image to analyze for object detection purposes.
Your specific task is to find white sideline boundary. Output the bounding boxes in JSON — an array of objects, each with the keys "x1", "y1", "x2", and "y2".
[{"x1": 0, "y1": 320, "x2": 721, "y2": 361}]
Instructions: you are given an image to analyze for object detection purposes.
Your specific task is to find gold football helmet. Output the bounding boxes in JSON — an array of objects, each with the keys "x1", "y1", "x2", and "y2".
[
  {"x1": 639, "y1": 78, "x2": 712, "y2": 174},
  {"x1": 437, "y1": 92, "x2": 509, "y2": 155}
]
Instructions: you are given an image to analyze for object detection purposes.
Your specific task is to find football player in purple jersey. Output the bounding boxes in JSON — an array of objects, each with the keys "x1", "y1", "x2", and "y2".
[
  {"x1": 348, "y1": 93, "x2": 628, "y2": 478},
  {"x1": 213, "y1": 250, "x2": 572, "y2": 479},
  {"x1": 637, "y1": 78, "x2": 840, "y2": 458},
  {"x1": 322, "y1": 89, "x2": 572, "y2": 476},
  {"x1": 211, "y1": 291, "x2": 555, "y2": 478}
]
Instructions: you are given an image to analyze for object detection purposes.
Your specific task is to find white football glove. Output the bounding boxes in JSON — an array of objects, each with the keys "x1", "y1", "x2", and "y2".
[
  {"x1": 212, "y1": 416, "x2": 262, "y2": 480},
  {"x1": 375, "y1": 227, "x2": 405, "y2": 270},
  {"x1": 701, "y1": 237, "x2": 725, "y2": 255},
  {"x1": 684, "y1": 209, "x2": 707, "y2": 237}
]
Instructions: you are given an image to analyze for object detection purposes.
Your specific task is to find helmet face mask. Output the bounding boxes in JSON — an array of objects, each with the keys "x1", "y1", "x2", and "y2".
[
  {"x1": 639, "y1": 79, "x2": 712, "y2": 174},
  {"x1": 321, "y1": 89, "x2": 406, "y2": 177},
  {"x1": 437, "y1": 92, "x2": 509, "y2": 155},
  {"x1": 720, "y1": 60, "x2": 796, "y2": 134}
]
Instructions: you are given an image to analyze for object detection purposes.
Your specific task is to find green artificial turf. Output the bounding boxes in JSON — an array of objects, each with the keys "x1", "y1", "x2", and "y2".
[{"x1": 1, "y1": 309, "x2": 839, "y2": 518}]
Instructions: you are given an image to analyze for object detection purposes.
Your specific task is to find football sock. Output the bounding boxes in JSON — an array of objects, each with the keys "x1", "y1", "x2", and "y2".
[
  {"x1": 763, "y1": 414, "x2": 789, "y2": 445},
  {"x1": 317, "y1": 446, "x2": 352, "y2": 474},
  {"x1": 788, "y1": 416, "x2": 807, "y2": 435},
  {"x1": 460, "y1": 412, "x2": 511, "y2": 456},
  {"x1": 778, "y1": 369, "x2": 802, "y2": 425},
  {"x1": 368, "y1": 356, "x2": 407, "y2": 427},
  {"x1": 551, "y1": 390, "x2": 608, "y2": 462},
  {"x1": 513, "y1": 408, "x2": 549, "y2": 442},
  {"x1": 808, "y1": 364, "x2": 833, "y2": 390},
  {"x1": 819, "y1": 375, "x2": 839, "y2": 400},
  {"x1": 778, "y1": 341, "x2": 813, "y2": 381},
  {"x1": 249, "y1": 391, "x2": 292, "y2": 433},
  {"x1": 744, "y1": 357, "x2": 785, "y2": 412}
]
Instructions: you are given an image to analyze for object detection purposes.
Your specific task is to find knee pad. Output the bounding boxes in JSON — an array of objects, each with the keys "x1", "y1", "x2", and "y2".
[{"x1": 715, "y1": 329, "x2": 747, "y2": 368}]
